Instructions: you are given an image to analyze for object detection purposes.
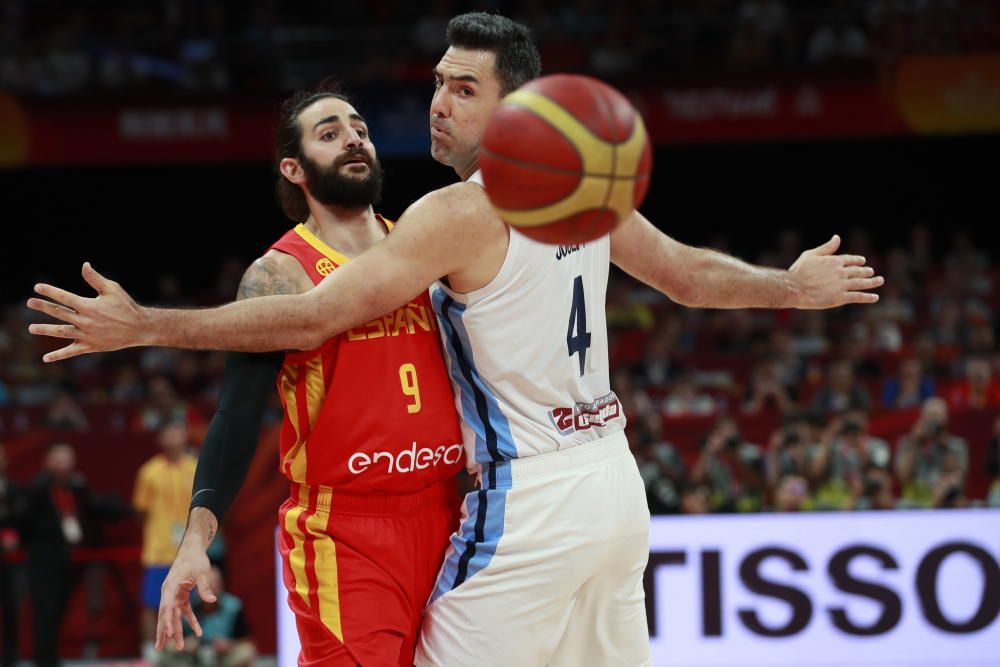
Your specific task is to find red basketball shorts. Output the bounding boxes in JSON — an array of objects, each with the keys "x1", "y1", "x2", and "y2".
[{"x1": 278, "y1": 479, "x2": 459, "y2": 667}]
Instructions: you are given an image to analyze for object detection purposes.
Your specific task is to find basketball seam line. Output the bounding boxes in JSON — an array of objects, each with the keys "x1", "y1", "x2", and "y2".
[{"x1": 479, "y1": 146, "x2": 649, "y2": 180}]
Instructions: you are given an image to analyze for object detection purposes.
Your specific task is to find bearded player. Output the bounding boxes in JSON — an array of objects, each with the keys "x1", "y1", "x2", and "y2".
[{"x1": 149, "y1": 86, "x2": 463, "y2": 667}]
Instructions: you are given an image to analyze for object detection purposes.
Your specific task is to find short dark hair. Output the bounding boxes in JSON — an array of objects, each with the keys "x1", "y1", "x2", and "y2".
[
  {"x1": 274, "y1": 81, "x2": 352, "y2": 223},
  {"x1": 446, "y1": 12, "x2": 541, "y2": 95}
]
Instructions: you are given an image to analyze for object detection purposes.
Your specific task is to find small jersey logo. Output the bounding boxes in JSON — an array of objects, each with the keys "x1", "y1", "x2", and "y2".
[
  {"x1": 315, "y1": 257, "x2": 336, "y2": 276},
  {"x1": 548, "y1": 391, "x2": 623, "y2": 436}
]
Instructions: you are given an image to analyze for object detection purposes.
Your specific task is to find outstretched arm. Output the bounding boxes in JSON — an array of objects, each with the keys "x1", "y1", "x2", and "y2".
[
  {"x1": 156, "y1": 256, "x2": 291, "y2": 650},
  {"x1": 610, "y1": 210, "x2": 883, "y2": 309},
  {"x1": 28, "y1": 188, "x2": 479, "y2": 361}
]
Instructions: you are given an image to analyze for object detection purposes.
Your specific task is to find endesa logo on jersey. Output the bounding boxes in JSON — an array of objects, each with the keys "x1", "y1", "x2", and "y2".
[
  {"x1": 347, "y1": 441, "x2": 464, "y2": 475},
  {"x1": 548, "y1": 391, "x2": 623, "y2": 436}
]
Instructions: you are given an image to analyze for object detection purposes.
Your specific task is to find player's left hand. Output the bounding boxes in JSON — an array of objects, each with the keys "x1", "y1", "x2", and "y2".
[
  {"x1": 27, "y1": 262, "x2": 150, "y2": 362},
  {"x1": 788, "y1": 235, "x2": 884, "y2": 309}
]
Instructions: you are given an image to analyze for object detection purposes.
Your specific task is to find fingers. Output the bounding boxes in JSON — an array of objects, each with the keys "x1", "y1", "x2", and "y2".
[
  {"x1": 844, "y1": 292, "x2": 880, "y2": 304},
  {"x1": 27, "y1": 323, "x2": 79, "y2": 340},
  {"x1": 26, "y1": 297, "x2": 80, "y2": 324},
  {"x1": 808, "y1": 234, "x2": 841, "y2": 256},
  {"x1": 847, "y1": 276, "x2": 885, "y2": 292},
  {"x1": 33, "y1": 283, "x2": 89, "y2": 311},
  {"x1": 42, "y1": 341, "x2": 90, "y2": 363},
  {"x1": 174, "y1": 607, "x2": 184, "y2": 651},
  {"x1": 196, "y1": 573, "x2": 217, "y2": 604},
  {"x1": 840, "y1": 254, "x2": 867, "y2": 267},
  {"x1": 81, "y1": 262, "x2": 114, "y2": 295},
  {"x1": 183, "y1": 602, "x2": 203, "y2": 638},
  {"x1": 844, "y1": 266, "x2": 875, "y2": 279}
]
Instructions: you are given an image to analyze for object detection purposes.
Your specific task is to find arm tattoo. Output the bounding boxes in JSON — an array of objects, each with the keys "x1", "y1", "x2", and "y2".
[{"x1": 236, "y1": 256, "x2": 300, "y2": 300}]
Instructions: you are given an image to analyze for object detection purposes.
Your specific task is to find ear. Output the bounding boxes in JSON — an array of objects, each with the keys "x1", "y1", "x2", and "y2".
[{"x1": 280, "y1": 157, "x2": 305, "y2": 186}]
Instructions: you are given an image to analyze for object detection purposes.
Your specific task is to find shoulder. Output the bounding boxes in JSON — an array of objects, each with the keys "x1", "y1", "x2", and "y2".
[
  {"x1": 403, "y1": 181, "x2": 497, "y2": 230},
  {"x1": 237, "y1": 250, "x2": 311, "y2": 299}
]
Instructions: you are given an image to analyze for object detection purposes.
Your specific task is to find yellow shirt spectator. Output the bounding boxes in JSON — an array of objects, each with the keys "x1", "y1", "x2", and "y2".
[{"x1": 134, "y1": 452, "x2": 197, "y2": 566}]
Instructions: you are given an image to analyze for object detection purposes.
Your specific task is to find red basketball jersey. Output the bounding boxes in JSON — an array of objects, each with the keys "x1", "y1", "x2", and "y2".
[{"x1": 268, "y1": 219, "x2": 463, "y2": 493}]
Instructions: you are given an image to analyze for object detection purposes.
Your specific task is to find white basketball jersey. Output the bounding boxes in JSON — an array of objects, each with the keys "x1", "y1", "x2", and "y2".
[{"x1": 431, "y1": 171, "x2": 625, "y2": 466}]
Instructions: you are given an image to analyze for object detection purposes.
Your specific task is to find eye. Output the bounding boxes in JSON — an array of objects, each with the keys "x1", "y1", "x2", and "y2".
[
  {"x1": 357, "y1": 129, "x2": 368, "y2": 139},
  {"x1": 321, "y1": 131, "x2": 336, "y2": 141},
  {"x1": 460, "y1": 87, "x2": 474, "y2": 97},
  {"x1": 434, "y1": 79, "x2": 443, "y2": 89}
]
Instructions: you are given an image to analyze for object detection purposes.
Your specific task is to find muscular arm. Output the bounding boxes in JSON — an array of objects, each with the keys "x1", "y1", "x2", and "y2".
[
  {"x1": 610, "y1": 210, "x2": 883, "y2": 309},
  {"x1": 181, "y1": 256, "x2": 295, "y2": 547},
  {"x1": 30, "y1": 186, "x2": 486, "y2": 359}
]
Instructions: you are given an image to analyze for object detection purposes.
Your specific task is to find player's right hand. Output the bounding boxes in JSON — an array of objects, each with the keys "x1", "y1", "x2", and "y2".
[
  {"x1": 27, "y1": 262, "x2": 150, "y2": 362},
  {"x1": 155, "y1": 543, "x2": 217, "y2": 651}
]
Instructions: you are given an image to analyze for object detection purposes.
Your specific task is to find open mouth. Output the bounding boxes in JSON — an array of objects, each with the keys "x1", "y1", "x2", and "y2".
[{"x1": 342, "y1": 158, "x2": 368, "y2": 167}]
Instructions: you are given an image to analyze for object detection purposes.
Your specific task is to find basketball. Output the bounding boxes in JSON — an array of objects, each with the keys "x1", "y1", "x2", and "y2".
[{"x1": 480, "y1": 74, "x2": 653, "y2": 245}]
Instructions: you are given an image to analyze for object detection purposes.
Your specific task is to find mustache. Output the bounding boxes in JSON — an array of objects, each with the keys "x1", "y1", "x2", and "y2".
[{"x1": 334, "y1": 147, "x2": 373, "y2": 168}]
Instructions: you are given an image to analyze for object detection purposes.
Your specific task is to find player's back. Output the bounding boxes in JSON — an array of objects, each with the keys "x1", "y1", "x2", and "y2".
[{"x1": 431, "y1": 171, "x2": 624, "y2": 467}]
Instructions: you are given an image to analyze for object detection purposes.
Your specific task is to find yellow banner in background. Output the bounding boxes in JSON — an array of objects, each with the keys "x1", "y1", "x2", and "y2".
[
  {"x1": 0, "y1": 94, "x2": 29, "y2": 166},
  {"x1": 893, "y1": 54, "x2": 1000, "y2": 134}
]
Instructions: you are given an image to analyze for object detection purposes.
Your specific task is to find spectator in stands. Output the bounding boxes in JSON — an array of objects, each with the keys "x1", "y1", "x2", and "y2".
[
  {"x1": 882, "y1": 356, "x2": 935, "y2": 410},
  {"x1": 632, "y1": 413, "x2": 687, "y2": 514},
  {"x1": 811, "y1": 358, "x2": 871, "y2": 414},
  {"x1": 133, "y1": 375, "x2": 204, "y2": 434},
  {"x1": 691, "y1": 417, "x2": 765, "y2": 512},
  {"x1": 791, "y1": 311, "x2": 830, "y2": 356},
  {"x1": 810, "y1": 408, "x2": 891, "y2": 510},
  {"x1": 134, "y1": 421, "x2": 198, "y2": 664},
  {"x1": 852, "y1": 466, "x2": 896, "y2": 510},
  {"x1": 663, "y1": 371, "x2": 717, "y2": 417},
  {"x1": 806, "y1": 13, "x2": 870, "y2": 63},
  {"x1": 764, "y1": 413, "x2": 816, "y2": 492},
  {"x1": 44, "y1": 389, "x2": 90, "y2": 431},
  {"x1": 110, "y1": 364, "x2": 145, "y2": 403},
  {"x1": 20, "y1": 442, "x2": 106, "y2": 667},
  {"x1": 0, "y1": 442, "x2": 24, "y2": 667},
  {"x1": 741, "y1": 356, "x2": 796, "y2": 415},
  {"x1": 947, "y1": 357, "x2": 1000, "y2": 410},
  {"x1": 679, "y1": 482, "x2": 712, "y2": 515},
  {"x1": 987, "y1": 416, "x2": 1000, "y2": 508},
  {"x1": 773, "y1": 474, "x2": 811, "y2": 512},
  {"x1": 163, "y1": 565, "x2": 256, "y2": 667},
  {"x1": 633, "y1": 329, "x2": 680, "y2": 389},
  {"x1": 895, "y1": 397, "x2": 969, "y2": 508}
]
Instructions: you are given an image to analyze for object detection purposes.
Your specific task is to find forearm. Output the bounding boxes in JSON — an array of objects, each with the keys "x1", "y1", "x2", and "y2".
[
  {"x1": 675, "y1": 246, "x2": 797, "y2": 309},
  {"x1": 182, "y1": 507, "x2": 218, "y2": 551},
  {"x1": 189, "y1": 352, "x2": 282, "y2": 526},
  {"x1": 144, "y1": 292, "x2": 324, "y2": 352}
]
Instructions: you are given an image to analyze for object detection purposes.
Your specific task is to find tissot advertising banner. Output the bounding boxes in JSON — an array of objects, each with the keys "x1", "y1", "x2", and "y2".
[
  {"x1": 278, "y1": 510, "x2": 1000, "y2": 667},
  {"x1": 647, "y1": 510, "x2": 1000, "y2": 667}
]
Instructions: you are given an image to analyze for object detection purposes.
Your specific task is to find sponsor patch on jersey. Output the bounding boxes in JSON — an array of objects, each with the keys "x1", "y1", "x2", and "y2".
[{"x1": 547, "y1": 391, "x2": 623, "y2": 436}]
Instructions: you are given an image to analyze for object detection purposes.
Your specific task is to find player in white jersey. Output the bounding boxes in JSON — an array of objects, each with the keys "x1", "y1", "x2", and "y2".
[{"x1": 29, "y1": 13, "x2": 884, "y2": 667}]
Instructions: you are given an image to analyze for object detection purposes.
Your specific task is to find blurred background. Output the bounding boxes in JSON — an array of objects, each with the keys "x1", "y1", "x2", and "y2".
[{"x1": 1, "y1": 1, "x2": 998, "y2": 666}]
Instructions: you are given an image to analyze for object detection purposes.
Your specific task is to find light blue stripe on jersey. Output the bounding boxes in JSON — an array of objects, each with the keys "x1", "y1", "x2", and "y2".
[
  {"x1": 429, "y1": 473, "x2": 511, "y2": 604},
  {"x1": 432, "y1": 288, "x2": 518, "y2": 462}
]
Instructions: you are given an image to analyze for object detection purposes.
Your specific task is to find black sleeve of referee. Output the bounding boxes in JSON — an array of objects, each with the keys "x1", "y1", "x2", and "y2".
[{"x1": 190, "y1": 351, "x2": 284, "y2": 524}]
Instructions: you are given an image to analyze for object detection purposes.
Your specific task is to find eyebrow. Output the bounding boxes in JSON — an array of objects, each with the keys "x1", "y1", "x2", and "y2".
[
  {"x1": 313, "y1": 113, "x2": 366, "y2": 130},
  {"x1": 433, "y1": 68, "x2": 480, "y2": 84}
]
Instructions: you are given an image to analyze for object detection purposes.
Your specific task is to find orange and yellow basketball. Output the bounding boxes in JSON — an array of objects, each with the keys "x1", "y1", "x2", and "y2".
[{"x1": 480, "y1": 74, "x2": 652, "y2": 245}]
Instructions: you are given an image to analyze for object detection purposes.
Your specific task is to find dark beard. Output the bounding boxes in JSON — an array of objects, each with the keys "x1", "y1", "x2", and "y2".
[{"x1": 301, "y1": 150, "x2": 384, "y2": 209}]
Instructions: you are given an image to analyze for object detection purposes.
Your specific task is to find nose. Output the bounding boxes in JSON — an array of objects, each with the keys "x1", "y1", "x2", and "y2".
[
  {"x1": 344, "y1": 127, "x2": 364, "y2": 150},
  {"x1": 431, "y1": 86, "x2": 449, "y2": 120}
]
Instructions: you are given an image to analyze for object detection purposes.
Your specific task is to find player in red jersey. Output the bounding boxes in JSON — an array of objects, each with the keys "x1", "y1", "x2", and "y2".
[{"x1": 150, "y1": 86, "x2": 463, "y2": 667}]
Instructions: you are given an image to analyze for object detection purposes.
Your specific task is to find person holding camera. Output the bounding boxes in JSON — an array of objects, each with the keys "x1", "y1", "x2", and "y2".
[
  {"x1": 809, "y1": 407, "x2": 891, "y2": 510},
  {"x1": 895, "y1": 397, "x2": 968, "y2": 508},
  {"x1": 691, "y1": 417, "x2": 765, "y2": 512}
]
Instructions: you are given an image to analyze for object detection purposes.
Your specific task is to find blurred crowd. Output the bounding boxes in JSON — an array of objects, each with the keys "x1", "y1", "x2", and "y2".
[
  {"x1": 2, "y1": 0, "x2": 998, "y2": 96},
  {"x1": 606, "y1": 225, "x2": 1000, "y2": 514}
]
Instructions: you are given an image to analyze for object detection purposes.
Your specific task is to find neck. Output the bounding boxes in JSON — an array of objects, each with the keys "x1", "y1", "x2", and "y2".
[
  {"x1": 163, "y1": 451, "x2": 182, "y2": 463},
  {"x1": 454, "y1": 155, "x2": 480, "y2": 182},
  {"x1": 304, "y1": 202, "x2": 383, "y2": 256}
]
